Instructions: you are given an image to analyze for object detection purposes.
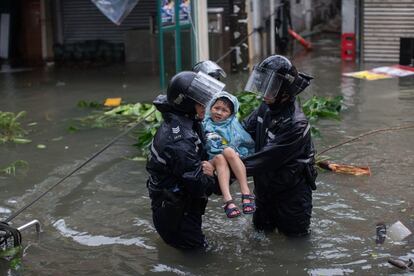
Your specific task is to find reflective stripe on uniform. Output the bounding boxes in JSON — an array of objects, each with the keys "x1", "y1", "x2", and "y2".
[
  {"x1": 151, "y1": 143, "x2": 167, "y2": 165},
  {"x1": 303, "y1": 124, "x2": 310, "y2": 137}
]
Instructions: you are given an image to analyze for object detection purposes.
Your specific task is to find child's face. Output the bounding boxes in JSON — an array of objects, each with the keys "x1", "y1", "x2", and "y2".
[{"x1": 210, "y1": 100, "x2": 232, "y2": 122}]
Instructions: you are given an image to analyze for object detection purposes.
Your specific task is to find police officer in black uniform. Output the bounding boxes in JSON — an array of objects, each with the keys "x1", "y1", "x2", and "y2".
[
  {"x1": 242, "y1": 55, "x2": 317, "y2": 237},
  {"x1": 146, "y1": 71, "x2": 225, "y2": 249}
]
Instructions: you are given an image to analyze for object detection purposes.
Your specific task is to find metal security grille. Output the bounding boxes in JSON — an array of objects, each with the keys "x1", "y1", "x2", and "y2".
[
  {"x1": 61, "y1": 0, "x2": 156, "y2": 43},
  {"x1": 362, "y1": 0, "x2": 414, "y2": 62}
]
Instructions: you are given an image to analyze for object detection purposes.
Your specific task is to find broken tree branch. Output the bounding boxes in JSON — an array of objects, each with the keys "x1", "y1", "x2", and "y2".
[{"x1": 317, "y1": 124, "x2": 414, "y2": 157}]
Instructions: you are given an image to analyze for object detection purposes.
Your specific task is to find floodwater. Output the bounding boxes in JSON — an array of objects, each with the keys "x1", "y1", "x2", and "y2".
[{"x1": 1, "y1": 34, "x2": 413, "y2": 275}]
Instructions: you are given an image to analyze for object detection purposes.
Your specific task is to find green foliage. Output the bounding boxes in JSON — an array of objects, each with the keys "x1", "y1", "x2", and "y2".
[
  {"x1": 235, "y1": 91, "x2": 262, "y2": 120},
  {"x1": 72, "y1": 94, "x2": 343, "y2": 157},
  {"x1": 77, "y1": 100, "x2": 102, "y2": 108},
  {"x1": 0, "y1": 246, "x2": 23, "y2": 270},
  {"x1": 0, "y1": 160, "x2": 28, "y2": 176},
  {"x1": 70, "y1": 103, "x2": 157, "y2": 130},
  {"x1": 302, "y1": 95, "x2": 343, "y2": 123},
  {"x1": 301, "y1": 96, "x2": 343, "y2": 136},
  {"x1": 0, "y1": 111, "x2": 31, "y2": 144},
  {"x1": 0, "y1": 246, "x2": 21, "y2": 259},
  {"x1": 70, "y1": 102, "x2": 162, "y2": 156},
  {"x1": 133, "y1": 105, "x2": 163, "y2": 156}
]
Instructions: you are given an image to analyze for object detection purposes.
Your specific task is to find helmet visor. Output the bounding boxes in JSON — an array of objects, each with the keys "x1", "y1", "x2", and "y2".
[
  {"x1": 244, "y1": 66, "x2": 284, "y2": 99},
  {"x1": 195, "y1": 60, "x2": 227, "y2": 78},
  {"x1": 188, "y1": 72, "x2": 226, "y2": 106}
]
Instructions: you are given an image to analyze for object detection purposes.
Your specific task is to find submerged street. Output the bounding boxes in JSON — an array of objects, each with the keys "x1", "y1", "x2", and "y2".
[{"x1": 1, "y1": 34, "x2": 413, "y2": 275}]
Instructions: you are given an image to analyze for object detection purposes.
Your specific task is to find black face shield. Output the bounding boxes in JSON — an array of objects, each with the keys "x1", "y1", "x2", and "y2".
[{"x1": 245, "y1": 66, "x2": 312, "y2": 99}]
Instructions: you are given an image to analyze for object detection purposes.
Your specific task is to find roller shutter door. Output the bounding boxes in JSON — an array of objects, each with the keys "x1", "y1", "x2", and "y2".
[
  {"x1": 61, "y1": 0, "x2": 156, "y2": 43},
  {"x1": 362, "y1": 0, "x2": 414, "y2": 62},
  {"x1": 61, "y1": 0, "x2": 230, "y2": 44}
]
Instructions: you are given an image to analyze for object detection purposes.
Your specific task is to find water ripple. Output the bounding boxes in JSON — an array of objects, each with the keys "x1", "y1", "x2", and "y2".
[
  {"x1": 0, "y1": 206, "x2": 11, "y2": 214},
  {"x1": 308, "y1": 267, "x2": 354, "y2": 275},
  {"x1": 53, "y1": 219, "x2": 155, "y2": 250},
  {"x1": 150, "y1": 264, "x2": 194, "y2": 275}
]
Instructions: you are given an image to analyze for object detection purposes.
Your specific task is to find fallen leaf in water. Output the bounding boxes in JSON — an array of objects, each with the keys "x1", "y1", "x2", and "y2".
[
  {"x1": 317, "y1": 161, "x2": 371, "y2": 176},
  {"x1": 51, "y1": 136, "x2": 63, "y2": 141}
]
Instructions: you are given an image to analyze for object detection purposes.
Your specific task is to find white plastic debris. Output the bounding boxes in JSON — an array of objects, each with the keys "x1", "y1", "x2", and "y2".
[{"x1": 388, "y1": 221, "x2": 412, "y2": 241}]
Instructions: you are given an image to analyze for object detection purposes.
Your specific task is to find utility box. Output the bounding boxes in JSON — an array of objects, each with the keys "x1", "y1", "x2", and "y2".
[
  {"x1": 400, "y1": 38, "x2": 414, "y2": 66},
  {"x1": 341, "y1": 33, "x2": 356, "y2": 61}
]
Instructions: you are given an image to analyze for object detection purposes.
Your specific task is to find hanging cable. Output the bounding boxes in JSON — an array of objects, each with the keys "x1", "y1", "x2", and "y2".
[
  {"x1": 3, "y1": 111, "x2": 155, "y2": 224},
  {"x1": 317, "y1": 124, "x2": 414, "y2": 157},
  {"x1": 2, "y1": 3, "x2": 286, "y2": 224}
]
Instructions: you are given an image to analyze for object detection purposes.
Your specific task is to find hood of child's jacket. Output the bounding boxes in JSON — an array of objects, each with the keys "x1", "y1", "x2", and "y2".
[{"x1": 204, "y1": 91, "x2": 239, "y2": 125}]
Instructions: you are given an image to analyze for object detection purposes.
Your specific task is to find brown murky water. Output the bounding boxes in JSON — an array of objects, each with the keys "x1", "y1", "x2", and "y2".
[{"x1": 1, "y1": 34, "x2": 413, "y2": 275}]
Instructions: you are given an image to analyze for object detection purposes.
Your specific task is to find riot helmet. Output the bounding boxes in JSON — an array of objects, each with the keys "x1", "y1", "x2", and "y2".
[
  {"x1": 192, "y1": 60, "x2": 226, "y2": 80},
  {"x1": 167, "y1": 71, "x2": 226, "y2": 114},
  {"x1": 244, "y1": 55, "x2": 312, "y2": 101}
]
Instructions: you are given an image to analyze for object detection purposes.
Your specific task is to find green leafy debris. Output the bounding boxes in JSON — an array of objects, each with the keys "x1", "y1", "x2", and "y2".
[
  {"x1": 51, "y1": 136, "x2": 63, "y2": 141},
  {"x1": 70, "y1": 103, "x2": 156, "y2": 130},
  {"x1": 302, "y1": 95, "x2": 343, "y2": 123},
  {"x1": 77, "y1": 100, "x2": 103, "y2": 108},
  {"x1": 0, "y1": 111, "x2": 31, "y2": 144},
  {"x1": 0, "y1": 246, "x2": 23, "y2": 270},
  {"x1": 72, "y1": 94, "x2": 343, "y2": 158},
  {"x1": 235, "y1": 91, "x2": 262, "y2": 120},
  {"x1": 0, "y1": 160, "x2": 28, "y2": 176}
]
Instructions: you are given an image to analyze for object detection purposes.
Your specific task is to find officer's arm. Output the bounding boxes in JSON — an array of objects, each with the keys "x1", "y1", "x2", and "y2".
[
  {"x1": 243, "y1": 121, "x2": 310, "y2": 175},
  {"x1": 242, "y1": 107, "x2": 259, "y2": 141},
  {"x1": 167, "y1": 138, "x2": 216, "y2": 197}
]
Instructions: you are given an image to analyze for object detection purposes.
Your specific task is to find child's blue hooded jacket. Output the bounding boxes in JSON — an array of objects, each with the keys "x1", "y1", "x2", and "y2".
[{"x1": 202, "y1": 91, "x2": 255, "y2": 159}]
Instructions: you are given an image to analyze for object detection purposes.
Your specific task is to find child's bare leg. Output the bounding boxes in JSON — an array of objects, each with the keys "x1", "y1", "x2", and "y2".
[
  {"x1": 222, "y1": 148, "x2": 255, "y2": 213},
  {"x1": 210, "y1": 154, "x2": 232, "y2": 202},
  {"x1": 211, "y1": 154, "x2": 240, "y2": 217},
  {"x1": 222, "y1": 147, "x2": 250, "y2": 195}
]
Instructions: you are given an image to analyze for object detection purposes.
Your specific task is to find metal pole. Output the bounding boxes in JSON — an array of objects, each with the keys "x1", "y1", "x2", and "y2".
[
  {"x1": 270, "y1": 0, "x2": 275, "y2": 55},
  {"x1": 174, "y1": 0, "x2": 182, "y2": 73},
  {"x1": 190, "y1": 0, "x2": 196, "y2": 64},
  {"x1": 251, "y1": 0, "x2": 262, "y2": 63},
  {"x1": 157, "y1": 0, "x2": 166, "y2": 88},
  {"x1": 305, "y1": 0, "x2": 312, "y2": 32},
  {"x1": 17, "y1": 219, "x2": 41, "y2": 233},
  {"x1": 194, "y1": 0, "x2": 209, "y2": 62}
]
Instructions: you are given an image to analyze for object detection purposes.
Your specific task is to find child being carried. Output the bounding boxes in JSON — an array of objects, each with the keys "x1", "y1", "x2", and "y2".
[{"x1": 202, "y1": 91, "x2": 255, "y2": 218}]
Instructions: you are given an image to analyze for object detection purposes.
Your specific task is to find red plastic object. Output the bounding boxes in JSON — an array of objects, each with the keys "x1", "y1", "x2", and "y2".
[
  {"x1": 288, "y1": 28, "x2": 312, "y2": 50},
  {"x1": 341, "y1": 33, "x2": 356, "y2": 61}
]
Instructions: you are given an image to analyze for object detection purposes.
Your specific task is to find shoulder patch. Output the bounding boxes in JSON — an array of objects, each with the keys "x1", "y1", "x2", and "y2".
[
  {"x1": 171, "y1": 125, "x2": 183, "y2": 141},
  {"x1": 172, "y1": 126, "x2": 180, "y2": 134}
]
